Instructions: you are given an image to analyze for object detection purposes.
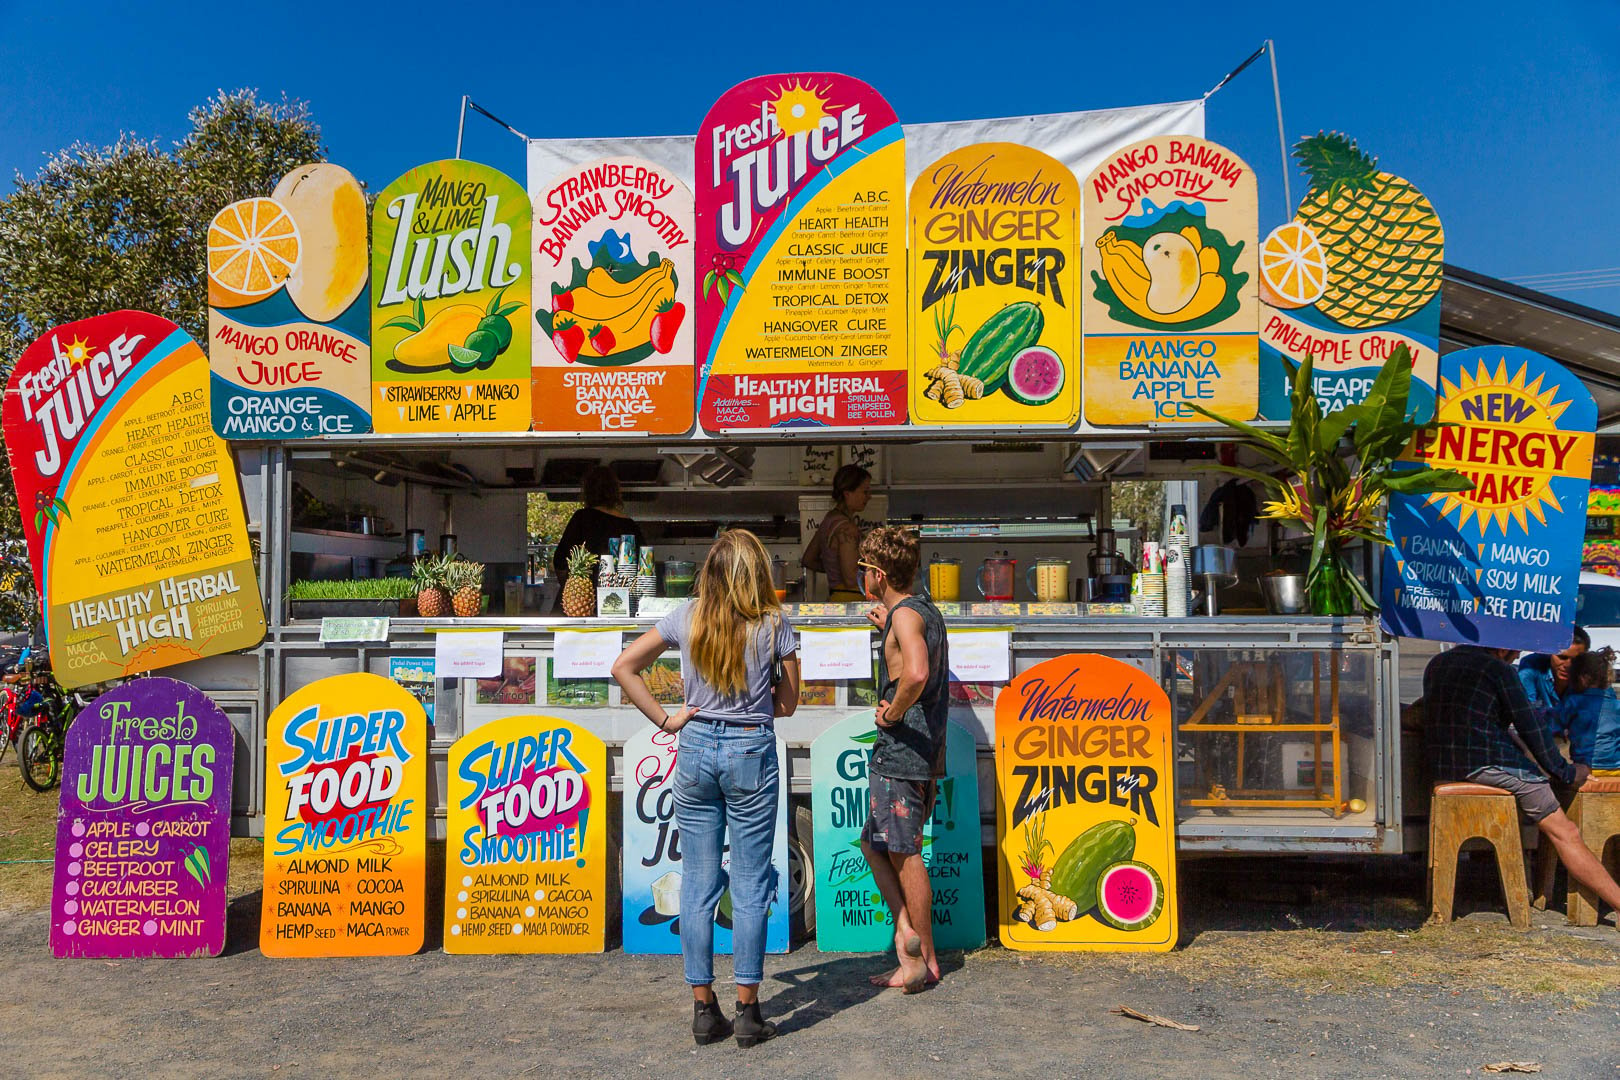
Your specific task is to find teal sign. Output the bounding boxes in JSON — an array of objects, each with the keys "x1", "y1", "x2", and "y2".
[{"x1": 810, "y1": 710, "x2": 984, "y2": 952}]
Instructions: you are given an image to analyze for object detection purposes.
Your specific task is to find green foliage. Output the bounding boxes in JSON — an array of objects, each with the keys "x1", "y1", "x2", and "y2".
[
  {"x1": 286, "y1": 578, "x2": 416, "y2": 601},
  {"x1": 527, "y1": 494, "x2": 580, "y2": 543}
]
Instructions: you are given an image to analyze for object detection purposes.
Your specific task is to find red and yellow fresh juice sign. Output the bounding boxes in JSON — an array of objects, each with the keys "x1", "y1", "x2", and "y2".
[
  {"x1": 445, "y1": 715, "x2": 607, "y2": 954},
  {"x1": 909, "y1": 144, "x2": 1079, "y2": 427},
  {"x1": 1, "y1": 312, "x2": 265, "y2": 688},
  {"x1": 262, "y1": 673, "x2": 428, "y2": 957},
  {"x1": 1082, "y1": 136, "x2": 1258, "y2": 425},
  {"x1": 531, "y1": 158, "x2": 694, "y2": 435},
  {"x1": 370, "y1": 160, "x2": 532, "y2": 432},
  {"x1": 696, "y1": 73, "x2": 907, "y2": 431},
  {"x1": 994, "y1": 654, "x2": 1177, "y2": 952}
]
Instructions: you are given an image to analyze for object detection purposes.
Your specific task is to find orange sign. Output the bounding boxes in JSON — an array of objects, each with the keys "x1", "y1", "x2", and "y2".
[{"x1": 262, "y1": 673, "x2": 428, "y2": 957}]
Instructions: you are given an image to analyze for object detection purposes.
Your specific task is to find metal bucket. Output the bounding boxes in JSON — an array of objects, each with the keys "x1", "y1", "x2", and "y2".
[{"x1": 1260, "y1": 573, "x2": 1308, "y2": 615}]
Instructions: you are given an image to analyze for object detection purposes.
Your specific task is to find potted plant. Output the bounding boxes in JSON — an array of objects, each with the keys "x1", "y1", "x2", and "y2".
[
  {"x1": 1193, "y1": 344, "x2": 1473, "y2": 615},
  {"x1": 286, "y1": 577, "x2": 417, "y2": 620}
]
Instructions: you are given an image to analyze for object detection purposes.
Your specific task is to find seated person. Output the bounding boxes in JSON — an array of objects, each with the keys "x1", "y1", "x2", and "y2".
[
  {"x1": 1518, "y1": 626, "x2": 1588, "y2": 716},
  {"x1": 1556, "y1": 649, "x2": 1620, "y2": 773}
]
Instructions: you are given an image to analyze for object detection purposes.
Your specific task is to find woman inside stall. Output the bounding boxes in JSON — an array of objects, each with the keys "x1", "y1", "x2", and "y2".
[
  {"x1": 551, "y1": 465, "x2": 645, "y2": 582},
  {"x1": 800, "y1": 464, "x2": 870, "y2": 603}
]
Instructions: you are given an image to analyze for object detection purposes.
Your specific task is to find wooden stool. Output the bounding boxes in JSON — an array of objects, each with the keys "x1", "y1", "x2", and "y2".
[
  {"x1": 1428, "y1": 781, "x2": 1530, "y2": 930},
  {"x1": 1566, "y1": 776, "x2": 1620, "y2": 927}
]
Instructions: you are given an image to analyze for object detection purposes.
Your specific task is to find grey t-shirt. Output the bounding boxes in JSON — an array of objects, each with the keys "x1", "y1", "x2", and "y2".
[{"x1": 656, "y1": 602, "x2": 798, "y2": 725}]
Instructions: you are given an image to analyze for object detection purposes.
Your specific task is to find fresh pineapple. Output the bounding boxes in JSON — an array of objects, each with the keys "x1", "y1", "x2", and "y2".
[
  {"x1": 412, "y1": 555, "x2": 450, "y2": 619},
  {"x1": 1292, "y1": 132, "x2": 1444, "y2": 329},
  {"x1": 449, "y1": 558, "x2": 485, "y2": 618},
  {"x1": 561, "y1": 544, "x2": 598, "y2": 618}
]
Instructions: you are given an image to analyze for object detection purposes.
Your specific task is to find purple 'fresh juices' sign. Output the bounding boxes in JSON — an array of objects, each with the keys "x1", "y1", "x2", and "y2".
[{"x1": 51, "y1": 678, "x2": 234, "y2": 958}]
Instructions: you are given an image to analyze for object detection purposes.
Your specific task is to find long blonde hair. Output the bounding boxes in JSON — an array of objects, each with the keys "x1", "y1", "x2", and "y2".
[{"x1": 689, "y1": 529, "x2": 780, "y2": 697}]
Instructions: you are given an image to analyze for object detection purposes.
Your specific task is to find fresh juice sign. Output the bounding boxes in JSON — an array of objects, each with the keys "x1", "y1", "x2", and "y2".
[
  {"x1": 1082, "y1": 136, "x2": 1258, "y2": 425},
  {"x1": 994, "y1": 654, "x2": 1177, "y2": 952},
  {"x1": 909, "y1": 144, "x2": 1078, "y2": 428},
  {"x1": 696, "y1": 73, "x2": 907, "y2": 431},
  {"x1": 370, "y1": 160, "x2": 532, "y2": 432},
  {"x1": 531, "y1": 158, "x2": 694, "y2": 435},
  {"x1": 446, "y1": 716, "x2": 606, "y2": 954},
  {"x1": 262, "y1": 673, "x2": 427, "y2": 957}
]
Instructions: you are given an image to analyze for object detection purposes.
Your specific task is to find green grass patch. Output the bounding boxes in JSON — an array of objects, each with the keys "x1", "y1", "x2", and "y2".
[{"x1": 287, "y1": 578, "x2": 415, "y2": 601}]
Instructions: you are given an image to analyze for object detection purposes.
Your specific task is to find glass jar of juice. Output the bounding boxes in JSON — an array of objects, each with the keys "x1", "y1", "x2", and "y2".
[{"x1": 927, "y1": 555, "x2": 961, "y2": 601}]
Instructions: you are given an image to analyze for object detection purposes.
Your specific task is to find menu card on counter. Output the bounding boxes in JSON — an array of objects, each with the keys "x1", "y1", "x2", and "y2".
[
  {"x1": 552, "y1": 628, "x2": 626, "y2": 679},
  {"x1": 799, "y1": 628, "x2": 872, "y2": 680}
]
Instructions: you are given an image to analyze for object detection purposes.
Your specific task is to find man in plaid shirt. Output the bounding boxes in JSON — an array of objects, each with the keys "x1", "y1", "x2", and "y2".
[{"x1": 1424, "y1": 644, "x2": 1620, "y2": 916}]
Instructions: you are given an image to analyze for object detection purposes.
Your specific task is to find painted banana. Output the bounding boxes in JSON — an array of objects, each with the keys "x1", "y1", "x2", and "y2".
[{"x1": 566, "y1": 261, "x2": 674, "y2": 324}]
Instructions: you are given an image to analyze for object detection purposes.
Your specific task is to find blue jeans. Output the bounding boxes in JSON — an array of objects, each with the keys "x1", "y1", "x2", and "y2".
[{"x1": 674, "y1": 719, "x2": 779, "y2": 987}]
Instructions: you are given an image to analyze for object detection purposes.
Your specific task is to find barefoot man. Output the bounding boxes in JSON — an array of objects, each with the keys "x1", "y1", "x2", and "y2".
[{"x1": 857, "y1": 527, "x2": 950, "y2": 993}]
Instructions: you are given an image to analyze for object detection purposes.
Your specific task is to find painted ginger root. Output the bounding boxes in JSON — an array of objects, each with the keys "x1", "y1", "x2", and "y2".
[{"x1": 1016, "y1": 882, "x2": 1080, "y2": 932}]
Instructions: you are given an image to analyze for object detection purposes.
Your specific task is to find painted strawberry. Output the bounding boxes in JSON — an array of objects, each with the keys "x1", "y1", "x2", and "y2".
[
  {"x1": 551, "y1": 290, "x2": 574, "y2": 313},
  {"x1": 649, "y1": 300, "x2": 685, "y2": 355},
  {"x1": 552, "y1": 318, "x2": 585, "y2": 363},
  {"x1": 588, "y1": 324, "x2": 616, "y2": 355}
]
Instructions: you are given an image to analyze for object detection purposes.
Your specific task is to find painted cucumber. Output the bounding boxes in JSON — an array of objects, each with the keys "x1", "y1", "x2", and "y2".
[
  {"x1": 958, "y1": 301, "x2": 1044, "y2": 391},
  {"x1": 1047, "y1": 818, "x2": 1135, "y2": 911}
]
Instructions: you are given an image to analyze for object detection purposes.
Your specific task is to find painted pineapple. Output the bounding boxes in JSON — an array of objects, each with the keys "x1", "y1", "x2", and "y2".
[
  {"x1": 412, "y1": 554, "x2": 450, "y2": 619},
  {"x1": 1292, "y1": 132, "x2": 1444, "y2": 329},
  {"x1": 561, "y1": 544, "x2": 598, "y2": 618},
  {"x1": 449, "y1": 558, "x2": 485, "y2": 618}
]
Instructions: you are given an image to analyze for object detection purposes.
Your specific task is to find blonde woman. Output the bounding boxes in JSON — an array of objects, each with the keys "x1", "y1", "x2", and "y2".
[{"x1": 613, "y1": 529, "x2": 800, "y2": 1048}]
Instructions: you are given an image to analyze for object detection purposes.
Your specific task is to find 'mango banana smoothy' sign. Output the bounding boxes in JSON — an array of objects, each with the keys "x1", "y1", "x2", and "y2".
[
  {"x1": 1082, "y1": 136, "x2": 1258, "y2": 425},
  {"x1": 371, "y1": 160, "x2": 532, "y2": 433}
]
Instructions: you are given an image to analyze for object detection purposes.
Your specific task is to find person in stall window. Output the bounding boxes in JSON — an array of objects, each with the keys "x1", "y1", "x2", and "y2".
[
  {"x1": 1518, "y1": 625, "x2": 1588, "y2": 719},
  {"x1": 800, "y1": 464, "x2": 870, "y2": 603},
  {"x1": 551, "y1": 466, "x2": 646, "y2": 583},
  {"x1": 1555, "y1": 649, "x2": 1620, "y2": 773}
]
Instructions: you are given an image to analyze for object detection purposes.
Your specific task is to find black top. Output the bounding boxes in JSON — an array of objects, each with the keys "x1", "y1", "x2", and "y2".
[
  {"x1": 1422, "y1": 645, "x2": 1574, "y2": 785},
  {"x1": 870, "y1": 594, "x2": 950, "y2": 781},
  {"x1": 552, "y1": 507, "x2": 645, "y2": 582}
]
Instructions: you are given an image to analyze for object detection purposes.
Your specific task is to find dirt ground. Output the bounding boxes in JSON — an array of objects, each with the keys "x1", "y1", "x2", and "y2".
[{"x1": 0, "y1": 846, "x2": 1616, "y2": 1080}]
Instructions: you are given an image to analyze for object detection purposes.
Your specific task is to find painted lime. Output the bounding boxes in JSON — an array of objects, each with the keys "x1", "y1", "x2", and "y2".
[
  {"x1": 1048, "y1": 818, "x2": 1135, "y2": 911},
  {"x1": 447, "y1": 344, "x2": 482, "y2": 369},
  {"x1": 1095, "y1": 860, "x2": 1165, "y2": 931},
  {"x1": 958, "y1": 301, "x2": 1044, "y2": 391},
  {"x1": 477, "y1": 314, "x2": 513, "y2": 352},
  {"x1": 1005, "y1": 346, "x2": 1065, "y2": 406}
]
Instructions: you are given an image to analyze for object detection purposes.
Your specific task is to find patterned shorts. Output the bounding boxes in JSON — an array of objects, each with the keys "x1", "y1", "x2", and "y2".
[{"x1": 861, "y1": 774, "x2": 936, "y2": 856}]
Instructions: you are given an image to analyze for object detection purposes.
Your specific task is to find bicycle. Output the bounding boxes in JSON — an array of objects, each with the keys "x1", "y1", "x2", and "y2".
[{"x1": 0, "y1": 647, "x2": 74, "y2": 792}]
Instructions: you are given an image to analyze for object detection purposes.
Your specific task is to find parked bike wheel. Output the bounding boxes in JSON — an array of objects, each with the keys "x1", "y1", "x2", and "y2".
[{"x1": 18, "y1": 724, "x2": 60, "y2": 791}]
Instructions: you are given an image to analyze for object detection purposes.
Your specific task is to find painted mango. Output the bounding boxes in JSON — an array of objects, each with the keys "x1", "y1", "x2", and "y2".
[{"x1": 392, "y1": 304, "x2": 484, "y2": 370}]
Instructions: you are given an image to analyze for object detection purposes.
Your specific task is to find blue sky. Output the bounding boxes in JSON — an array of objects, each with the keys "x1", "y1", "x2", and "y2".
[{"x1": 2, "y1": 0, "x2": 1617, "y2": 314}]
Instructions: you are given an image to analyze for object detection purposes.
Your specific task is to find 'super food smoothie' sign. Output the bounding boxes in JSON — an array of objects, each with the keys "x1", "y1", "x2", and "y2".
[
  {"x1": 2, "y1": 311, "x2": 266, "y2": 688},
  {"x1": 810, "y1": 711, "x2": 985, "y2": 952},
  {"x1": 207, "y1": 163, "x2": 372, "y2": 438},
  {"x1": 262, "y1": 673, "x2": 427, "y2": 957},
  {"x1": 909, "y1": 144, "x2": 1079, "y2": 428},
  {"x1": 52, "y1": 679, "x2": 234, "y2": 959},
  {"x1": 995, "y1": 654, "x2": 1177, "y2": 952},
  {"x1": 696, "y1": 73, "x2": 908, "y2": 431},
  {"x1": 446, "y1": 716, "x2": 607, "y2": 953},
  {"x1": 1382, "y1": 347, "x2": 1595, "y2": 653},
  {"x1": 1259, "y1": 133, "x2": 1443, "y2": 421},
  {"x1": 371, "y1": 160, "x2": 532, "y2": 432},
  {"x1": 531, "y1": 158, "x2": 695, "y2": 435},
  {"x1": 620, "y1": 725, "x2": 791, "y2": 955},
  {"x1": 1082, "y1": 136, "x2": 1258, "y2": 425}
]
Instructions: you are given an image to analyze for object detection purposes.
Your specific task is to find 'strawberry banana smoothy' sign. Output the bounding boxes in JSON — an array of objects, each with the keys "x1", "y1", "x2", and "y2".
[
  {"x1": 445, "y1": 715, "x2": 607, "y2": 954},
  {"x1": 696, "y1": 73, "x2": 907, "y2": 431},
  {"x1": 52, "y1": 678, "x2": 234, "y2": 959},
  {"x1": 994, "y1": 654, "x2": 1177, "y2": 952},
  {"x1": 262, "y1": 673, "x2": 427, "y2": 957},
  {"x1": 531, "y1": 158, "x2": 694, "y2": 435},
  {"x1": 1082, "y1": 136, "x2": 1258, "y2": 425},
  {"x1": 1, "y1": 311, "x2": 266, "y2": 689},
  {"x1": 370, "y1": 160, "x2": 532, "y2": 433},
  {"x1": 207, "y1": 163, "x2": 372, "y2": 438},
  {"x1": 909, "y1": 144, "x2": 1079, "y2": 428}
]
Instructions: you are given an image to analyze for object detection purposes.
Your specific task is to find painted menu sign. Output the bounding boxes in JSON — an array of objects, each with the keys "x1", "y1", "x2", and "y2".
[
  {"x1": 445, "y1": 715, "x2": 606, "y2": 953},
  {"x1": 810, "y1": 711, "x2": 985, "y2": 952},
  {"x1": 207, "y1": 163, "x2": 372, "y2": 438},
  {"x1": 1382, "y1": 347, "x2": 1595, "y2": 653},
  {"x1": 1082, "y1": 136, "x2": 1258, "y2": 425},
  {"x1": 262, "y1": 673, "x2": 427, "y2": 957},
  {"x1": 696, "y1": 73, "x2": 907, "y2": 431},
  {"x1": 370, "y1": 160, "x2": 532, "y2": 432},
  {"x1": 531, "y1": 158, "x2": 694, "y2": 434},
  {"x1": 1259, "y1": 133, "x2": 1443, "y2": 421},
  {"x1": 994, "y1": 654, "x2": 1177, "y2": 952},
  {"x1": 620, "y1": 725, "x2": 790, "y2": 955},
  {"x1": 52, "y1": 679, "x2": 234, "y2": 958},
  {"x1": 1, "y1": 311, "x2": 266, "y2": 689},
  {"x1": 909, "y1": 144, "x2": 1079, "y2": 428}
]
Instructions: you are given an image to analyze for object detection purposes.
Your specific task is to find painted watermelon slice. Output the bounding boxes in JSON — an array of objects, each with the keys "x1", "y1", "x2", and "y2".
[
  {"x1": 1004, "y1": 346, "x2": 1065, "y2": 406},
  {"x1": 1095, "y1": 859, "x2": 1164, "y2": 931}
]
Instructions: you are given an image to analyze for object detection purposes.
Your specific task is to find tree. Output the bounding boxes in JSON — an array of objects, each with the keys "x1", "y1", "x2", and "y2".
[{"x1": 0, "y1": 90, "x2": 325, "y2": 629}]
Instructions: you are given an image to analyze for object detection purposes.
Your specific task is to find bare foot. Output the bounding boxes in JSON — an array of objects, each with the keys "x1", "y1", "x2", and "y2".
[{"x1": 868, "y1": 964, "x2": 941, "y2": 988}]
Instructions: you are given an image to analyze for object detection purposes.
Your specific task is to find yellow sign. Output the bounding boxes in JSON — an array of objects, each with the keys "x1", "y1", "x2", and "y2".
[
  {"x1": 445, "y1": 715, "x2": 607, "y2": 953},
  {"x1": 1082, "y1": 136, "x2": 1258, "y2": 425},
  {"x1": 909, "y1": 144, "x2": 1079, "y2": 427},
  {"x1": 262, "y1": 673, "x2": 428, "y2": 957}
]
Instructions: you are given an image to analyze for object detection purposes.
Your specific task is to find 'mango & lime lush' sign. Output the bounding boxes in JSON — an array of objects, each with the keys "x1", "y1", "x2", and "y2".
[{"x1": 371, "y1": 160, "x2": 532, "y2": 433}]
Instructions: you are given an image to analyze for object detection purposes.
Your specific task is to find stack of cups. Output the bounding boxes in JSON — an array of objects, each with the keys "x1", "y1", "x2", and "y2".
[
  {"x1": 1167, "y1": 504, "x2": 1191, "y2": 618},
  {"x1": 1139, "y1": 571, "x2": 1167, "y2": 616}
]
